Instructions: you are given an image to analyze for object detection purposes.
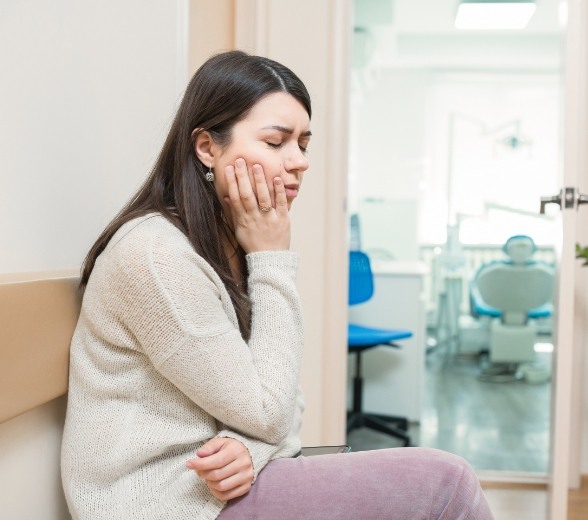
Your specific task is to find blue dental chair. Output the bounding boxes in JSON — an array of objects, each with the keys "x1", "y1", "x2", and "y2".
[
  {"x1": 470, "y1": 235, "x2": 554, "y2": 381},
  {"x1": 347, "y1": 250, "x2": 413, "y2": 446}
]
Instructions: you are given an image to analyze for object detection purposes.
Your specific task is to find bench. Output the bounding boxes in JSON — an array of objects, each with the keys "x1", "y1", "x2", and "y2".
[{"x1": 0, "y1": 271, "x2": 81, "y2": 424}]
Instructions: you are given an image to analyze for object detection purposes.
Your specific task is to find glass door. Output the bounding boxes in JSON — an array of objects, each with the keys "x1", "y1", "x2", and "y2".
[{"x1": 347, "y1": 0, "x2": 572, "y2": 492}]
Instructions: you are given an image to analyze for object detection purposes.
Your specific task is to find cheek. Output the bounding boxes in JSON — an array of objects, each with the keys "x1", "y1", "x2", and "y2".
[
  {"x1": 212, "y1": 170, "x2": 229, "y2": 204},
  {"x1": 265, "y1": 162, "x2": 284, "y2": 183},
  {"x1": 250, "y1": 158, "x2": 283, "y2": 187}
]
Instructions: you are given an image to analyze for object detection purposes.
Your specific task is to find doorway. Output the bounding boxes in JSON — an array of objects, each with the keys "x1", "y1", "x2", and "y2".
[{"x1": 347, "y1": 0, "x2": 564, "y2": 477}]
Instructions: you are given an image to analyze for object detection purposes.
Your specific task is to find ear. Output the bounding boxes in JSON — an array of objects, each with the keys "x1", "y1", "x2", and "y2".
[{"x1": 192, "y1": 129, "x2": 217, "y2": 167}]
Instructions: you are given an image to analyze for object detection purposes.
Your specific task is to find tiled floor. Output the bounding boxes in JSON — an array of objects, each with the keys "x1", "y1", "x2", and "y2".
[{"x1": 347, "y1": 346, "x2": 551, "y2": 474}]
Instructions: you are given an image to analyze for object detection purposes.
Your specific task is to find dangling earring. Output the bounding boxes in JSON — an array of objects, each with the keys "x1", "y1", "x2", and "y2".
[{"x1": 205, "y1": 164, "x2": 215, "y2": 182}]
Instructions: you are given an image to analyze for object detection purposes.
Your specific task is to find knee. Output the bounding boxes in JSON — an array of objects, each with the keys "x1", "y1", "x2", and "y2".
[
  {"x1": 419, "y1": 449, "x2": 491, "y2": 518},
  {"x1": 425, "y1": 448, "x2": 480, "y2": 490},
  {"x1": 394, "y1": 449, "x2": 481, "y2": 497}
]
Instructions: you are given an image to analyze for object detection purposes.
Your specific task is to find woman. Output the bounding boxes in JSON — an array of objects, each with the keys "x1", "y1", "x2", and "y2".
[{"x1": 61, "y1": 50, "x2": 493, "y2": 519}]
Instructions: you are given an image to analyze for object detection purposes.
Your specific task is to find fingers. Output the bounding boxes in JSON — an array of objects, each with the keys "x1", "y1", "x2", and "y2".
[
  {"x1": 187, "y1": 437, "x2": 250, "y2": 475},
  {"x1": 233, "y1": 158, "x2": 259, "y2": 213},
  {"x1": 188, "y1": 452, "x2": 233, "y2": 475},
  {"x1": 195, "y1": 437, "x2": 225, "y2": 458},
  {"x1": 253, "y1": 164, "x2": 272, "y2": 210},
  {"x1": 188, "y1": 455, "x2": 253, "y2": 502},
  {"x1": 226, "y1": 159, "x2": 275, "y2": 213},
  {"x1": 187, "y1": 449, "x2": 232, "y2": 474},
  {"x1": 273, "y1": 177, "x2": 288, "y2": 216},
  {"x1": 225, "y1": 165, "x2": 245, "y2": 214},
  {"x1": 187, "y1": 438, "x2": 254, "y2": 501},
  {"x1": 208, "y1": 481, "x2": 252, "y2": 502},
  {"x1": 198, "y1": 457, "x2": 253, "y2": 485}
]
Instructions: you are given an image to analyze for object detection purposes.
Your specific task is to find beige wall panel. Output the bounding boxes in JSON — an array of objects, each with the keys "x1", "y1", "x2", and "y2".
[{"x1": 189, "y1": 0, "x2": 235, "y2": 74}]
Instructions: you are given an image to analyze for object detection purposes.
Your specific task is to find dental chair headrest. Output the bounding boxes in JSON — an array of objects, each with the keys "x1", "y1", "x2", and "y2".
[{"x1": 503, "y1": 235, "x2": 536, "y2": 265}]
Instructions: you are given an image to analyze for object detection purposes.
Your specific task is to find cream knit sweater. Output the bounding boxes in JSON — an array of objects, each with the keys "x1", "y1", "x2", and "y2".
[{"x1": 61, "y1": 214, "x2": 305, "y2": 519}]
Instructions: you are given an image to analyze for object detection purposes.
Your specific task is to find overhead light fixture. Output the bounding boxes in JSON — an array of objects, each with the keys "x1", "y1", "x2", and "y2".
[{"x1": 455, "y1": 0, "x2": 537, "y2": 30}]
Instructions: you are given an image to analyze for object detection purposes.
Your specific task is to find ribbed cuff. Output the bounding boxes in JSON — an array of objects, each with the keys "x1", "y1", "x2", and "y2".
[{"x1": 246, "y1": 251, "x2": 298, "y2": 271}]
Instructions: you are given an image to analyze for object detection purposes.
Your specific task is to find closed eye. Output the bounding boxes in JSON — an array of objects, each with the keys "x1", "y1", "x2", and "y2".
[
  {"x1": 299, "y1": 138, "x2": 310, "y2": 154},
  {"x1": 266, "y1": 139, "x2": 309, "y2": 153}
]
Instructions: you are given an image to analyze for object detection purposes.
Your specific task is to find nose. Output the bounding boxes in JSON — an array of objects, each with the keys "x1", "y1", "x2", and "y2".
[{"x1": 284, "y1": 147, "x2": 309, "y2": 173}]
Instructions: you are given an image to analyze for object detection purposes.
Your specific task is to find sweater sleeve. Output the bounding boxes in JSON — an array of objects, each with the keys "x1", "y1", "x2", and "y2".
[
  {"x1": 215, "y1": 385, "x2": 305, "y2": 481},
  {"x1": 111, "y1": 228, "x2": 304, "y2": 445}
]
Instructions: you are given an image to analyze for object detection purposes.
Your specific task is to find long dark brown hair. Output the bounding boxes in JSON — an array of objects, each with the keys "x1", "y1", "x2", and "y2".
[{"x1": 80, "y1": 50, "x2": 311, "y2": 339}]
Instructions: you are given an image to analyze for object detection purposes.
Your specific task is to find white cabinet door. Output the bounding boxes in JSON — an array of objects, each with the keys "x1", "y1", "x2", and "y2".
[{"x1": 348, "y1": 263, "x2": 427, "y2": 422}]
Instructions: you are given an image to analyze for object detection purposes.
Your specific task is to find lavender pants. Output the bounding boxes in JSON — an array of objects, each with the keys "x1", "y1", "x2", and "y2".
[{"x1": 217, "y1": 447, "x2": 494, "y2": 520}]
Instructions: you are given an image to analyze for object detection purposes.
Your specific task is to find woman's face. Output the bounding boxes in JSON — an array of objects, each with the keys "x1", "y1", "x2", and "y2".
[{"x1": 198, "y1": 92, "x2": 311, "y2": 212}]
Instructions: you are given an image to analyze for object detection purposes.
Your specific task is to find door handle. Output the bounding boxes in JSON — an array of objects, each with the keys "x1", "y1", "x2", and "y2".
[
  {"x1": 540, "y1": 191, "x2": 562, "y2": 214},
  {"x1": 540, "y1": 188, "x2": 577, "y2": 213}
]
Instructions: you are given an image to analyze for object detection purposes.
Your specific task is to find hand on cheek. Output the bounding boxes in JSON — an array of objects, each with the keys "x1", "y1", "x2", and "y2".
[{"x1": 223, "y1": 159, "x2": 290, "y2": 253}]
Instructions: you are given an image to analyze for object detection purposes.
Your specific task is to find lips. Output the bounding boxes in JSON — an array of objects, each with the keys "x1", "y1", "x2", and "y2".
[{"x1": 284, "y1": 184, "x2": 299, "y2": 199}]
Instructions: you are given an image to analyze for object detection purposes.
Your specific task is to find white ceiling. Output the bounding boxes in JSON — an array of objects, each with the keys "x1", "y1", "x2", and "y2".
[
  {"x1": 391, "y1": 0, "x2": 560, "y2": 34},
  {"x1": 354, "y1": 0, "x2": 564, "y2": 71}
]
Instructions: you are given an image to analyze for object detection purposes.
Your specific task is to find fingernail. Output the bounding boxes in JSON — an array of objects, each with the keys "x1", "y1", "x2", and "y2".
[
  {"x1": 274, "y1": 178, "x2": 282, "y2": 184},
  {"x1": 236, "y1": 158, "x2": 245, "y2": 168}
]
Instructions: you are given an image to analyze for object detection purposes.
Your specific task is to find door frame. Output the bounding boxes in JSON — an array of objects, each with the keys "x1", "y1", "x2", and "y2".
[{"x1": 548, "y1": 0, "x2": 588, "y2": 517}]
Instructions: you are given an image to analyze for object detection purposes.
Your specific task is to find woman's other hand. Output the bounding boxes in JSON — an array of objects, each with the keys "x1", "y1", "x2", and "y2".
[
  {"x1": 186, "y1": 437, "x2": 254, "y2": 501},
  {"x1": 224, "y1": 158, "x2": 290, "y2": 253}
]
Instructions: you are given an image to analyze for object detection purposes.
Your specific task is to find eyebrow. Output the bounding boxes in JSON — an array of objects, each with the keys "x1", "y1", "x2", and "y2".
[{"x1": 262, "y1": 125, "x2": 312, "y2": 137}]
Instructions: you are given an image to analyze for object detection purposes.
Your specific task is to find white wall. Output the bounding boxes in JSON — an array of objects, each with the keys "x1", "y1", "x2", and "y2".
[
  {"x1": 351, "y1": 68, "x2": 561, "y2": 256},
  {"x1": 0, "y1": 1, "x2": 187, "y2": 517},
  {"x1": 353, "y1": 69, "x2": 428, "y2": 203},
  {"x1": 350, "y1": 69, "x2": 428, "y2": 261},
  {"x1": 0, "y1": 0, "x2": 184, "y2": 273}
]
